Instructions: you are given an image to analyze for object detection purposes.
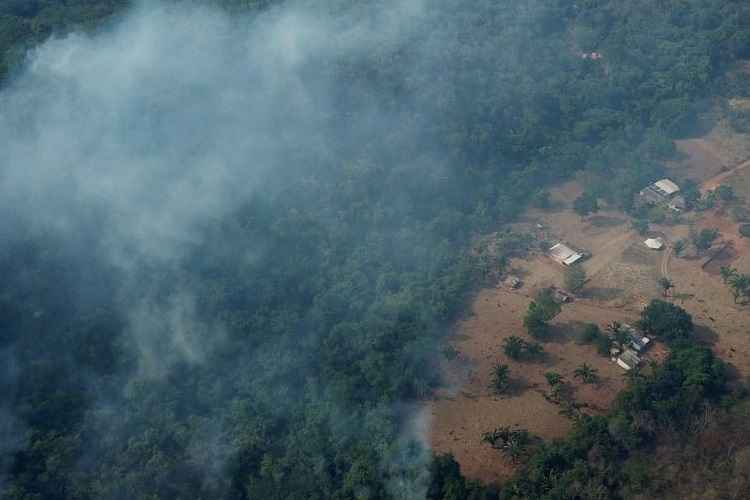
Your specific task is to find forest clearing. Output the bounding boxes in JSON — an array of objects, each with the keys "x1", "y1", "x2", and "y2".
[{"x1": 428, "y1": 121, "x2": 750, "y2": 484}]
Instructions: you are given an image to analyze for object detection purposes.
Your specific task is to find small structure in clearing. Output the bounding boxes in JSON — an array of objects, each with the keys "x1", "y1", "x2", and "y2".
[
  {"x1": 551, "y1": 287, "x2": 573, "y2": 304},
  {"x1": 616, "y1": 348, "x2": 642, "y2": 371},
  {"x1": 613, "y1": 324, "x2": 652, "y2": 369},
  {"x1": 638, "y1": 178, "x2": 682, "y2": 210},
  {"x1": 644, "y1": 237, "x2": 665, "y2": 250},
  {"x1": 506, "y1": 276, "x2": 522, "y2": 289},
  {"x1": 548, "y1": 242, "x2": 584, "y2": 266}
]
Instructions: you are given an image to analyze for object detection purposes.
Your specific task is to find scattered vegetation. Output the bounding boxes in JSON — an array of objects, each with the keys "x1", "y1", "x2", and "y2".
[
  {"x1": 721, "y1": 266, "x2": 750, "y2": 304},
  {"x1": 489, "y1": 363, "x2": 511, "y2": 395},
  {"x1": 523, "y1": 289, "x2": 562, "y2": 340},
  {"x1": 563, "y1": 264, "x2": 586, "y2": 293},
  {"x1": 574, "y1": 363, "x2": 599, "y2": 384},
  {"x1": 502, "y1": 336, "x2": 545, "y2": 362}
]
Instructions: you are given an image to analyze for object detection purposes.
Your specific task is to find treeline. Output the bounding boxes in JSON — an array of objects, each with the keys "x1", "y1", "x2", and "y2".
[{"x1": 1, "y1": 1, "x2": 750, "y2": 499}]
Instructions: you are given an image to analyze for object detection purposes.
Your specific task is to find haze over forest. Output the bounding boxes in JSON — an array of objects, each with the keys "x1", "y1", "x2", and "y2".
[{"x1": 1, "y1": 1, "x2": 750, "y2": 499}]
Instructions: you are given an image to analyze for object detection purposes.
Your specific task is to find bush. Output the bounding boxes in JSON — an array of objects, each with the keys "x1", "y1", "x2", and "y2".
[{"x1": 740, "y1": 224, "x2": 750, "y2": 238}]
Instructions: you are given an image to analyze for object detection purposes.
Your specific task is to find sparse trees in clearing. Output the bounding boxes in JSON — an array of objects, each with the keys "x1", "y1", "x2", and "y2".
[
  {"x1": 564, "y1": 264, "x2": 586, "y2": 293},
  {"x1": 544, "y1": 371, "x2": 565, "y2": 402},
  {"x1": 719, "y1": 266, "x2": 750, "y2": 304},
  {"x1": 502, "y1": 336, "x2": 545, "y2": 361},
  {"x1": 503, "y1": 336, "x2": 525, "y2": 360},
  {"x1": 545, "y1": 371, "x2": 563, "y2": 388},
  {"x1": 489, "y1": 363, "x2": 511, "y2": 394},
  {"x1": 573, "y1": 192, "x2": 599, "y2": 217},
  {"x1": 658, "y1": 277, "x2": 674, "y2": 297},
  {"x1": 692, "y1": 228, "x2": 719, "y2": 254},
  {"x1": 523, "y1": 290, "x2": 561, "y2": 341},
  {"x1": 720, "y1": 266, "x2": 738, "y2": 284},
  {"x1": 482, "y1": 426, "x2": 533, "y2": 462},
  {"x1": 574, "y1": 363, "x2": 599, "y2": 384}
]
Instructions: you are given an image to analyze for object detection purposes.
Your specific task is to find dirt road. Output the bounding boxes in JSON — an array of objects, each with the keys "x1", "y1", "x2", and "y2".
[
  {"x1": 661, "y1": 242, "x2": 672, "y2": 279},
  {"x1": 701, "y1": 158, "x2": 750, "y2": 193}
]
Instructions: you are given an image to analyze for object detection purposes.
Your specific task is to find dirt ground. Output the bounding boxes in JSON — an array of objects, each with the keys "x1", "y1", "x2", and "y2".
[
  {"x1": 427, "y1": 123, "x2": 750, "y2": 485},
  {"x1": 428, "y1": 288, "x2": 633, "y2": 484}
]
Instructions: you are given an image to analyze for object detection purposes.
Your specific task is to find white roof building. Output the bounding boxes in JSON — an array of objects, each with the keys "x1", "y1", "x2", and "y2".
[
  {"x1": 644, "y1": 237, "x2": 664, "y2": 250},
  {"x1": 653, "y1": 179, "x2": 680, "y2": 196},
  {"x1": 548, "y1": 243, "x2": 583, "y2": 266}
]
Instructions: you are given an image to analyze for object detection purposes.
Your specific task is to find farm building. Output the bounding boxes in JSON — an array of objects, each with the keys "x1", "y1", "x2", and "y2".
[
  {"x1": 644, "y1": 237, "x2": 664, "y2": 250},
  {"x1": 617, "y1": 349, "x2": 641, "y2": 371},
  {"x1": 638, "y1": 178, "x2": 681, "y2": 208},
  {"x1": 548, "y1": 242, "x2": 584, "y2": 266}
]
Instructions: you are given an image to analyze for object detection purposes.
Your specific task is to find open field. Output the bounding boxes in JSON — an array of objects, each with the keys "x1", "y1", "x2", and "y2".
[
  {"x1": 428, "y1": 288, "x2": 634, "y2": 484},
  {"x1": 428, "y1": 132, "x2": 750, "y2": 483}
]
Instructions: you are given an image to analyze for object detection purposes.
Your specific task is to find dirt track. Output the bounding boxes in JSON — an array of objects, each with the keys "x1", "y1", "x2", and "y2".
[{"x1": 701, "y1": 158, "x2": 750, "y2": 193}]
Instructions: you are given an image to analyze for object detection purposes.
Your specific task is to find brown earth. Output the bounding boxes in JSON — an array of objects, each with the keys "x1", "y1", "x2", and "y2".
[
  {"x1": 428, "y1": 128, "x2": 750, "y2": 485},
  {"x1": 428, "y1": 287, "x2": 633, "y2": 484}
]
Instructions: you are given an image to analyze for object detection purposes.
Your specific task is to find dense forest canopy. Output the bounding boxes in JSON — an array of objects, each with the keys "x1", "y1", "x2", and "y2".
[{"x1": 1, "y1": 1, "x2": 749, "y2": 499}]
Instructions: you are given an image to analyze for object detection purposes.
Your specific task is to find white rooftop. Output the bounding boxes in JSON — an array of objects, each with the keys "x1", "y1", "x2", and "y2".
[
  {"x1": 549, "y1": 243, "x2": 583, "y2": 266},
  {"x1": 644, "y1": 237, "x2": 664, "y2": 250},
  {"x1": 654, "y1": 179, "x2": 680, "y2": 195}
]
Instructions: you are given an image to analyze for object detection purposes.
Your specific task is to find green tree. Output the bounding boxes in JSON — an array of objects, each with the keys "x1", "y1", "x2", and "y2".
[
  {"x1": 489, "y1": 363, "x2": 510, "y2": 394},
  {"x1": 720, "y1": 266, "x2": 738, "y2": 284},
  {"x1": 545, "y1": 371, "x2": 563, "y2": 388},
  {"x1": 693, "y1": 228, "x2": 719, "y2": 254},
  {"x1": 564, "y1": 264, "x2": 586, "y2": 293},
  {"x1": 503, "y1": 336, "x2": 525, "y2": 360},
  {"x1": 574, "y1": 363, "x2": 599, "y2": 384},
  {"x1": 657, "y1": 277, "x2": 674, "y2": 297},
  {"x1": 638, "y1": 299, "x2": 694, "y2": 343},
  {"x1": 573, "y1": 192, "x2": 599, "y2": 217},
  {"x1": 728, "y1": 273, "x2": 750, "y2": 304},
  {"x1": 716, "y1": 184, "x2": 735, "y2": 202}
]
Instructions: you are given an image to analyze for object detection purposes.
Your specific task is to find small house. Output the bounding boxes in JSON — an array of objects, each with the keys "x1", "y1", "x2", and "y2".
[
  {"x1": 548, "y1": 242, "x2": 584, "y2": 266},
  {"x1": 638, "y1": 178, "x2": 681, "y2": 208},
  {"x1": 617, "y1": 349, "x2": 641, "y2": 371},
  {"x1": 644, "y1": 237, "x2": 664, "y2": 250}
]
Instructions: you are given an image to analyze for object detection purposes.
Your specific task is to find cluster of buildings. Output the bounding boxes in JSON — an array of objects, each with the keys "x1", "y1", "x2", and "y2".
[
  {"x1": 638, "y1": 178, "x2": 685, "y2": 211},
  {"x1": 610, "y1": 324, "x2": 652, "y2": 371}
]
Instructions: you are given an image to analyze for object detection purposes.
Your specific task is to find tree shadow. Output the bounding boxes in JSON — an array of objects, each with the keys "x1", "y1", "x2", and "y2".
[
  {"x1": 542, "y1": 321, "x2": 583, "y2": 344},
  {"x1": 694, "y1": 324, "x2": 719, "y2": 345}
]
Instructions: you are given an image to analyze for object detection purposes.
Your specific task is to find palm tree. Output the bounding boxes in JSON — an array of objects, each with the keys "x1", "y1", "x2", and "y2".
[
  {"x1": 608, "y1": 321, "x2": 629, "y2": 348},
  {"x1": 729, "y1": 274, "x2": 750, "y2": 304},
  {"x1": 489, "y1": 363, "x2": 510, "y2": 394},
  {"x1": 657, "y1": 277, "x2": 674, "y2": 297},
  {"x1": 720, "y1": 266, "x2": 738, "y2": 284},
  {"x1": 544, "y1": 371, "x2": 563, "y2": 388},
  {"x1": 574, "y1": 363, "x2": 599, "y2": 384}
]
